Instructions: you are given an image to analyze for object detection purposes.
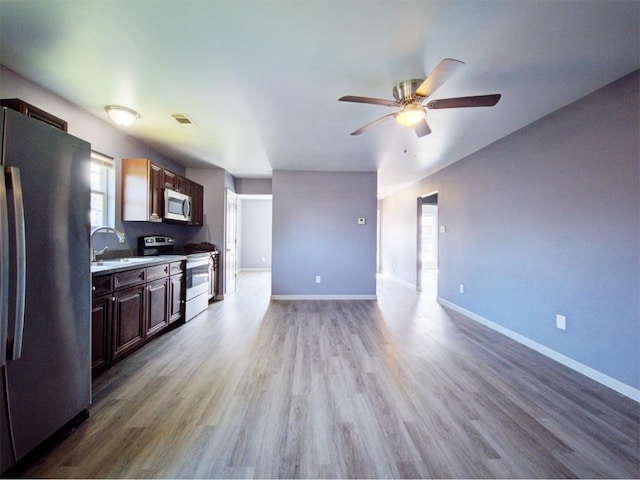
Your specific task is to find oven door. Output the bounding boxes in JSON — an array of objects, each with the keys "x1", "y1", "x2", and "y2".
[{"x1": 186, "y1": 257, "x2": 209, "y2": 300}]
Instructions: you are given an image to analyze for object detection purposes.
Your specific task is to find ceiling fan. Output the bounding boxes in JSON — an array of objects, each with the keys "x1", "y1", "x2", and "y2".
[{"x1": 339, "y1": 58, "x2": 501, "y2": 137}]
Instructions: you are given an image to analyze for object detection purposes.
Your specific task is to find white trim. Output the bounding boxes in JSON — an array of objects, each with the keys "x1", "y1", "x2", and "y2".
[
  {"x1": 238, "y1": 268, "x2": 271, "y2": 272},
  {"x1": 437, "y1": 297, "x2": 640, "y2": 402},
  {"x1": 271, "y1": 294, "x2": 377, "y2": 301}
]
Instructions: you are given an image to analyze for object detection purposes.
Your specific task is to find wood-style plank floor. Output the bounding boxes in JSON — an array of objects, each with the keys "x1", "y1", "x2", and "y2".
[{"x1": 19, "y1": 272, "x2": 639, "y2": 478}]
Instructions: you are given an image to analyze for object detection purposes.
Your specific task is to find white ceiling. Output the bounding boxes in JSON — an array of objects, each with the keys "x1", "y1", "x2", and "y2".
[{"x1": 1, "y1": 0, "x2": 638, "y2": 197}]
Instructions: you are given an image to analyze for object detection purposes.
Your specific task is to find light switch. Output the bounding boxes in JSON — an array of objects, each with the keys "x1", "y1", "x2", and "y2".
[{"x1": 439, "y1": 225, "x2": 446, "y2": 233}]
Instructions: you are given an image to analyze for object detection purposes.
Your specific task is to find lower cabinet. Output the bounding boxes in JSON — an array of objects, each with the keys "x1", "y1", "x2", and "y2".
[
  {"x1": 169, "y1": 273, "x2": 184, "y2": 323},
  {"x1": 92, "y1": 260, "x2": 185, "y2": 377},
  {"x1": 113, "y1": 284, "x2": 146, "y2": 361},
  {"x1": 91, "y1": 294, "x2": 112, "y2": 374},
  {"x1": 146, "y1": 278, "x2": 169, "y2": 337}
]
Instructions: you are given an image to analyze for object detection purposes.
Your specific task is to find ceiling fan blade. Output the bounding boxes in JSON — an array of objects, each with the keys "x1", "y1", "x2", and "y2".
[
  {"x1": 339, "y1": 95, "x2": 397, "y2": 107},
  {"x1": 415, "y1": 58, "x2": 465, "y2": 98},
  {"x1": 426, "y1": 94, "x2": 502, "y2": 109},
  {"x1": 350, "y1": 113, "x2": 396, "y2": 135},
  {"x1": 414, "y1": 119, "x2": 432, "y2": 137}
]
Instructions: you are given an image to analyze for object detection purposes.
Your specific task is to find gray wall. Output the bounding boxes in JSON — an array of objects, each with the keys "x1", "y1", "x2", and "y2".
[
  {"x1": 236, "y1": 178, "x2": 272, "y2": 195},
  {"x1": 239, "y1": 198, "x2": 272, "y2": 270},
  {"x1": 272, "y1": 171, "x2": 377, "y2": 297},
  {"x1": 185, "y1": 167, "x2": 236, "y2": 296},
  {"x1": 379, "y1": 71, "x2": 639, "y2": 392}
]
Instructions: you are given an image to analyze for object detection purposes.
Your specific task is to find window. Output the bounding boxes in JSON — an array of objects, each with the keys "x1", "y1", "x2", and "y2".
[{"x1": 90, "y1": 151, "x2": 115, "y2": 227}]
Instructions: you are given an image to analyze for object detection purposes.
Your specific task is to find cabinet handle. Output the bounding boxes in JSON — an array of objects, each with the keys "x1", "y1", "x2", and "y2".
[
  {"x1": 111, "y1": 297, "x2": 116, "y2": 302},
  {"x1": 92, "y1": 286, "x2": 96, "y2": 291}
]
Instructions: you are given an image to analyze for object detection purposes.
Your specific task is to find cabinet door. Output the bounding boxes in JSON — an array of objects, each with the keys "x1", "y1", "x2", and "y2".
[
  {"x1": 176, "y1": 175, "x2": 187, "y2": 193},
  {"x1": 208, "y1": 258, "x2": 215, "y2": 299},
  {"x1": 164, "y1": 170, "x2": 176, "y2": 189},
  {"x1": 149, "y1": 163, "x2": 164, "y2": 222},
  {"x1": 147, "y1": 278, "x2": 169, "y2": 337},
  {"x1": 91, "y1": 294, "x2": 112, "y2": 377},
  {"x1": 122, "y1": 158, "x2": 152, "y2": 221},
  {"x1": 189, "y1": 181, "x2": 204, "y2": 226},
  {"x1": 112, "y1": 284, "x2": 146, "y2": 361},
  {"x1": 169, "y1": 273, "x2": 184, "y2": 323}
]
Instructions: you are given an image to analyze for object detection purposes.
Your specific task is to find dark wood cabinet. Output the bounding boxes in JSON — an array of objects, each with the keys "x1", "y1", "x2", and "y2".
[
  {"x1": 122, "y1": 158, "x2": 163, "y2": 222},
  {"x1": 1, "y1": 98, "x2": 68, "y2": 131},
  {"x1": 163, "y1": 170, "x2": 176, "y2": 189},
  {"x1": 149, "y1": 164, "x2": 164, "y2": 222},
  {"x1": 91, "y1": 260, "x2": 185, "y2": 377},
  {"x1": 208, "y1": 253, "x2": 218, "y2": 299},
  {"x1": 189, "y1": 181, "x2": 204, "y2": 226},
  {"x1": 169, "y1": 261, "x2": 185, "y2": 323},
  {"x1": 176, "y1": 175, "x2": 187, "y2": 194},
  {"x1": 169, "y1": 273, "x2": 184, "y2": 323},
  {"x1": 112, "y1": 284, "x2": 146, "y2": 361},
  {"x1": 91, "y1": 294, "x2": 112, "y2": 375},
  {"x1": 146, "y1": 278, "x2": 169, "y2": 337}
]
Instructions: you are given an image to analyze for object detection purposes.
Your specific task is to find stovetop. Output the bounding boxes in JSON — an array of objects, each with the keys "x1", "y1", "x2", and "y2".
[{"x1": 138, "y1": 235, "x2": 218, "y2": 257}]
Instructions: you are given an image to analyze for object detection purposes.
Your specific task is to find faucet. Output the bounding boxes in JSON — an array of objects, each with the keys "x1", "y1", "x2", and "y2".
[{"x1": 91, "y1": 226, "x2": 126, "y2": 262}]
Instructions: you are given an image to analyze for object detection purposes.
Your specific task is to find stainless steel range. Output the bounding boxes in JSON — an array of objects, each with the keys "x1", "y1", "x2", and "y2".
[
  {"x1": 138, "y1": 236, "x2": 213, "y2": 321},
  {"x1": 183, "y1": 253, "x2": 210, "y2": 321}
]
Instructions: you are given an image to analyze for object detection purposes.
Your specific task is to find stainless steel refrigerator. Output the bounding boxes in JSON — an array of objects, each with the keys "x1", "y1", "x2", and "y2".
[{"x1": 0, "y1": 107, "x2": 91, "y2": 473}]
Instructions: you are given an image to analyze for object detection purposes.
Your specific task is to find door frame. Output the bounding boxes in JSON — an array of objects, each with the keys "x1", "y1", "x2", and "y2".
[
  {"x1": 416, "y1": 191, "x2": 438, "y2": 292},
  {"x1": 224, "y1": 189, "x2": 238, "y2": 296}
]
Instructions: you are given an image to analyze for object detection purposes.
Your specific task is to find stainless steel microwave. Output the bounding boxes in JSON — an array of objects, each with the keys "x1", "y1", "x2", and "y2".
[{"x1": 164, "y1": 188, "x2": 192, "y2": 222}]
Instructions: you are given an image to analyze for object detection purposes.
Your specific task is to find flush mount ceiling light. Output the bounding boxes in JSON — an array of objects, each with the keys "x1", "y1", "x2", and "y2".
[
  {"x1": 395, "y1": 104, "x2": 426, "y2": 127},
  {"x1": 105, "y1": 105, "x2": 140, "y2": 126}
]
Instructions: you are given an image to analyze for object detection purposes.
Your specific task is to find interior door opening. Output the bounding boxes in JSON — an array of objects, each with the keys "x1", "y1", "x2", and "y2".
[
  {"x1": 225, "y1": 189, "x2": 238, "y2": 296},
  {"x1": 416, "y1": 192, "x2": 438, "y2": 295}
]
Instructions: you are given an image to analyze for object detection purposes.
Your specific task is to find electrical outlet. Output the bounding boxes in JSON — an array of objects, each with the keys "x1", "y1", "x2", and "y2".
[
  {"x1": 357, "y1": 217, "x2": 366, "y2": 225},
  {"x1": 459, "y1": 284, "x2": 465, "y2": 294},
  {"x1": 315, "y1": 275, "x2": 321, "y2": 284},
  {"x1": 556, "y1": 314, "x2": 566, "y2": 330}
]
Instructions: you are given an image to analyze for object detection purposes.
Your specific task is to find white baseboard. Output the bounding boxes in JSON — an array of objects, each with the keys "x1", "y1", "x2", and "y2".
[
  {"x1": 238, "y1": 268, "x2": 271, "y2": 272},
  {"x1": 271, "y1": 294, "x2": 377, "y2": 300},
  {"x1": 437, "y1": 297, "x2": 640, "y2": 402}
]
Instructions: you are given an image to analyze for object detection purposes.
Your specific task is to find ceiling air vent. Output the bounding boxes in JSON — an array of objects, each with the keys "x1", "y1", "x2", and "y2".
[{"x1": 170, "y1": 113, "x2": 195, "y2": 125}]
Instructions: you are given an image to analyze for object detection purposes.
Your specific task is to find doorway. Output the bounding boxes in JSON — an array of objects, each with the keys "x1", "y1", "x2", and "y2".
[
  {"x1": 225, "y1": 189, "x2": 238, "y2": 295},
  {"x1": 416, "y1": 192, "x2": 438, "y2": 293}
]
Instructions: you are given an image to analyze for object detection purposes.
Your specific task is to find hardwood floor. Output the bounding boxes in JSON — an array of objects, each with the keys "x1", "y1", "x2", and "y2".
[{"x1": 19, "y1": 271, "x2": 639, "y2": 478}]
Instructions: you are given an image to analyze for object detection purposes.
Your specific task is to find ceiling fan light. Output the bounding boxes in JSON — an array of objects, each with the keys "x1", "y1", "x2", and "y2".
[
  {"x1": 105, "y1": 105, "x2": 140, "y2": 126},
  {"x1": 396, "y1": 105, "x2": 425, "y2": 126}
]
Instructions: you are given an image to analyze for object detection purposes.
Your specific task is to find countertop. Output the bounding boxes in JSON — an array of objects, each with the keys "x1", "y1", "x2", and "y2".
[{"x1": 91, "y1": 255, "x2": 187, "y2": 275}]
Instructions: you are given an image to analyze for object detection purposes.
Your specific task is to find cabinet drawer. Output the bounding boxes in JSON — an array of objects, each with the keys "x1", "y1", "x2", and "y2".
[
  {"x1": 147, "y1": 263, "x2": 170, "y2": 281},
  {"x1": 169, "y1": 261, "x2": 184, "y2": 276},
  {"x1": 113, "y1": 268, "x2": 146, "y2": 290},
  {"x1": 92, "y1": 274, "x2": 113, "y2": 297}
]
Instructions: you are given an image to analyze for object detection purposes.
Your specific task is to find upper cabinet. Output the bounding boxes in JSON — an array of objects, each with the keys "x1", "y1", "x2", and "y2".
[
  {"x1": 121, "y1": 158, "x2": 203, "y2": 225},
  {"x1": 1, "y1": 98, "x2": 68, "y2": 131},
  {"x1": 187, "y1": 181, "x2": 204, "y2": 226}
]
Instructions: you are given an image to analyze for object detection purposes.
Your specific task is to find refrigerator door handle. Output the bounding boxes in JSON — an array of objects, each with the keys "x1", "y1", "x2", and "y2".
[
  {"x1": 0, "y1": 168, "x2": 9, "y2": 366},
  {"x1": 5, "y1": 167, "x2": 26, "y2": 361}
]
